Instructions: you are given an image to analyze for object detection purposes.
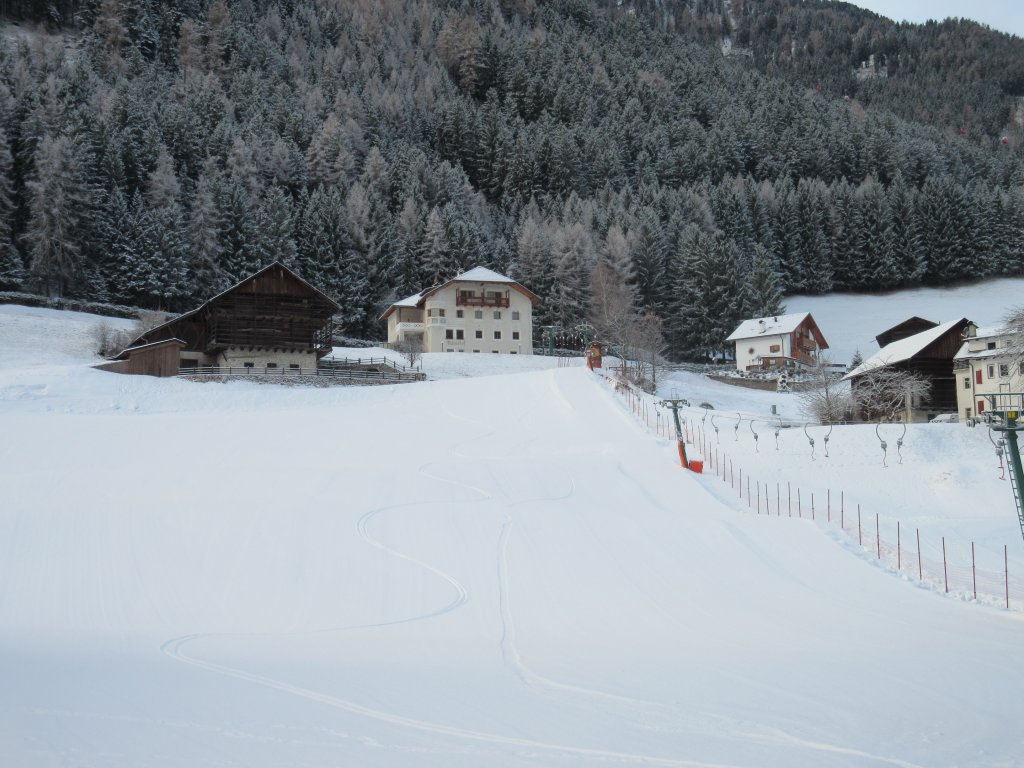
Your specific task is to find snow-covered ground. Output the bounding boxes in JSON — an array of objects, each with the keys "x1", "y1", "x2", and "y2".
[
  {"x1": 1, "y1": 301, "x2": 1023, "y2": 767},
  {"x1": 788, "y1": 276, "x2": 1024, "y2": 366}
]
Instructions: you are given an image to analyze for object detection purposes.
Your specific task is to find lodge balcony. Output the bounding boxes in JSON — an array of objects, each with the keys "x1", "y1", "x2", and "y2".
[{"x1": 456, "y1": 293, "x2": 510, "y2": 308}]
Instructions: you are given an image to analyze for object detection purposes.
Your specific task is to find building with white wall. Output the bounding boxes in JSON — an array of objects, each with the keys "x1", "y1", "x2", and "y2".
[
  {"x1": 381, "y1": 267, "x2": 540, "y2": 354},
  {"x1": 726, "y1": 312, "x2": 828, "y2": 372},
  {"x1": 954, "y1": 323, "x2": 1024, "y2": 421}
]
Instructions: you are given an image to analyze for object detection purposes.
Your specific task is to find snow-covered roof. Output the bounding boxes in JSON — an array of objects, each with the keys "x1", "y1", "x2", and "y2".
[
  {"x1": 726, "y1": 312, "x2": 811, "y2": 341},
  {"x1": 450, "y1": 266, "x2": 517, "y2": 284},
  {"x1": 953, "y1": 327, "x2": 1019, "y2": 361},
  {"x1": 393, "y1": 290, "x2": 424, "y2": 308},
  {"x1": 844, "y1": 318, "x2": 966, "y2": 379}
]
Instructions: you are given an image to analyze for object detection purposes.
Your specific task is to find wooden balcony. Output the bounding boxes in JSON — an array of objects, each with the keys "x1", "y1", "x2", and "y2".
[{"x1": 456, "y1": 293, "x2": 509, "y2": 308}]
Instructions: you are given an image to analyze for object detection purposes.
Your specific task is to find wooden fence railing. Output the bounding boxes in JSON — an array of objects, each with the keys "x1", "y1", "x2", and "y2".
[{"x1": 178, "y1": 366, "x2": 423, "y2": 383}]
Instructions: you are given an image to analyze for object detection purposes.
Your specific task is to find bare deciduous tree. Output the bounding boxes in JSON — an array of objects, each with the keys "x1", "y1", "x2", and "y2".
[
  {"x1": 798, "y1": 358, "x2": 853, "y2": 423},
  {"x1": 589, "y1": 262, "x2": 665, "y2": 390},
  {"x1": 395, "y1": 336, "x2": 422, "y2": 369},
  {"x1": 852, "y1": 367, "x2": 932, "y2": 421}
]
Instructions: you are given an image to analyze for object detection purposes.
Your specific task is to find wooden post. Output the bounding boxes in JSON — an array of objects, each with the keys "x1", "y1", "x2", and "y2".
[
  {"x1": 921, "y1": 532, "x2": 929, "y2": 581},
  {"x1": 942, "y1": 536, "x2": 949, "y2": 593},
  {"x1": 897, "y1": 521, "x2": 901, "y2": 570},
  {"x1": 972, "y1": 542, "x2": 977, "y2": 600}
]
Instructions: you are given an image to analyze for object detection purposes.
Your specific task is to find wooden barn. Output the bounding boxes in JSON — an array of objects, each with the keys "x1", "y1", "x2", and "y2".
[
  {"x1": 875, "y1": 317, "x2": 939, "y2": 349},
  {"x1": 844, "y1": 318, "x2": 971, "y2": 422},
  {"x1": 103, "y1": 263, "x2": 339, "y2": 377}
]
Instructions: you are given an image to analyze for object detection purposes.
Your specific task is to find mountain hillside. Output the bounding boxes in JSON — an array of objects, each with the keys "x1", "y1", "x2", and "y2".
[{"x1": 1, "y1": 0, "x2": 1022, "y2": 359}]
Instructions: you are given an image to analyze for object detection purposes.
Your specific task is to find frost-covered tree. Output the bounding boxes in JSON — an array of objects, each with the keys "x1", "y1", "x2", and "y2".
[{"x1": 23, "y1": 135, "x2": 86, "y2": 297}]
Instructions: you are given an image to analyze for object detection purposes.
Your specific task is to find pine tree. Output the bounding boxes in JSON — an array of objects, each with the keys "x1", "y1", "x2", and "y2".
[
  {"x1": 744, "y1": 244, "x2": 785, "y2": 318},
  {"x1": 23, "y1": 135, "x2": 85, "y2": 297},
  {"x1": 188, "y1": 156, "x2": 227, "y2": 298},
  {"x1": 0, "y1": 126, "x2": 24, "y2": 289}
]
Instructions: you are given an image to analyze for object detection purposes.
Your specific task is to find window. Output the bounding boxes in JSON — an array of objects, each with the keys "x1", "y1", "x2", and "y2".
[
  {"x1": 988, "y1": 365, "x2": 996, "y2": 379},
  {"x1": 427, "y1": 308, "x2": 446, "y2": 318},
  {"x1": 512, "y1": 311, "x2": 520, "y2": 320},
  {"x1": 243, "y1": 362, "x2": 255, "y2": 368},
  {"x1": 1020, "y1": 362, "x2": 1024, "y2": 375},
  {"x1": 445, "y1": 329, "x2": 454, "y2": 340},
  {"x1": 769, "y1": 344, "x2": 781, "y2": 353},
  {"x1": 473, "y1": 349, "x2": 480, "y2": 353},
  {"x1": 492, "y1": 350, "x2": 499, "y2": 353},
  {"x1": 289, "y1": 364, "x2": 300, "y2": 370},
  {"x1": 963, "y1": 377, "x2": 971, "y2": 389},
  {"x1": 474, "y1": 310, "x2": 483, "y2": 319},
  {"x1": 446, "y1": 349, "x2": 454, "y2": 352},
  {"x1": 493, "y1": 310, "x2": 502, "y2": 320},
  {"x1": 494, "y1": 330, "x2": 502, "y2": 340},
  {"x1": 510, "y1": 350, "x2": 517, "y2": 354},
  {"x1": 456, "y1": 310, "x2": 464, "y2": 318},
  {"x1": 987, "y1": 341, "x2": 997, "y2": 350},
  {"x1": 512, "y1": 331, "x2": 520, "y2": 340},
  {"x1": 1000, "y1": 364, "x2": 1009, "y2": 377},
  {"x1": 266, "y1": 362, "x2": 278, "y2": 369},
  {"x1": 475, "y1": 330, "x2": 483, "y2": 339},
  {"x1": 456, "y1": 329, "x2": 464, "y2": 340}
]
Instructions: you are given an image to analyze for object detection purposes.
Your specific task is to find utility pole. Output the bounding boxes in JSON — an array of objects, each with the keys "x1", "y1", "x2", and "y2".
[
  {"x1": 992, "y1": 409, "x2": 1024, "y2": 543},
  {"x1": 660, "y1": 398, "x2": 689, "y2": 469}
]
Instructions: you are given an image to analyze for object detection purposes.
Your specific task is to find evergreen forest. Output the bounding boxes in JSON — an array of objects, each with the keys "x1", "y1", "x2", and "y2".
[{"x1": 1, "y1": 0, "x2": 1023, "y2": 359}]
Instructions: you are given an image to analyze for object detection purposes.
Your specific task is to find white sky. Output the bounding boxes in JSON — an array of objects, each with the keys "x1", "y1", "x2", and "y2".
[{"x1": 847, "y1": 1, "x2": 1024, "y2": 38}]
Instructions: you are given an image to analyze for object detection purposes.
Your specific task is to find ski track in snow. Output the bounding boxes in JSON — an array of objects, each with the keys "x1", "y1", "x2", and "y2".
[{"x1": 159, "y1": 370, "x2": 927, "y2": 767}]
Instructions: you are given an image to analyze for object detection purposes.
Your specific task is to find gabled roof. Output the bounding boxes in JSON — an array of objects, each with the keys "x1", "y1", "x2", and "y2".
[
  {"x1": 110, "y1": 337, "x2": 185, "y2": 361},
  {"x1": 845, "y1": 318, "x2": 967, "y2": 380},
  {"x1": 726, "y1": 312, "x2": 814, "y2": 341},
  {"x1": 451, "y1": 266, "x2": 518, "y2": 284},
  {"x1": 380, "y1": 266, "x2": 540, "y2": 321},
  {"x1": 131, "y1": 262, "x2": 340, "y2": 348},
  {"x1": 875, "y1": 316, "x2": 938, "y2": 348}
]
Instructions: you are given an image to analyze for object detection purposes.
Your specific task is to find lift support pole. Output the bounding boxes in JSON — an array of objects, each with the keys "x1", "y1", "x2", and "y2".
[
  {"x1": 993, "y1": 410, "x2": 1024, "y2": 544},
  {"x1": 660, "y1": 399, "x2": 689, "y2": 469}
]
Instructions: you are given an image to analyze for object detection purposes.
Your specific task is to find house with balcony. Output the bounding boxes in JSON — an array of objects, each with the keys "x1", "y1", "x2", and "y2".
[
  {"x1": 726, "y1": 312, "x2": 829, "y2": 372},
  {"x1": 380, "y1": 266, "x2": 540, "y2": 354},
  {"x1": 954, "y1": 323, "x2": 1024, "y2": 422}
]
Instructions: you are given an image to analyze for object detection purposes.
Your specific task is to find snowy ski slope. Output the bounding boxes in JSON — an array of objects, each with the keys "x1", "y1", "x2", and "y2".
[{"x1": 1, "y1": 301, "x2": 1023, "y2": 767}]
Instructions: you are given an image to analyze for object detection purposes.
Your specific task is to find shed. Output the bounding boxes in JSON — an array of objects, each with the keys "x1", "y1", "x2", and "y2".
[{"x1": 96, "y1": 338, "x2": 186, "y2": 378}]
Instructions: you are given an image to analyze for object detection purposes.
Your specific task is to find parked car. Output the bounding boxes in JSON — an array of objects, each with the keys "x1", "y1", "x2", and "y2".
[{"x1": 929, "y1": 413, "x2": 959, "y2": 424}]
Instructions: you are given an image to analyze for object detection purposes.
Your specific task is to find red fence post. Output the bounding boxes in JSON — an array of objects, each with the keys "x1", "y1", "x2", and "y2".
[{"x1": 942, "y1": 536, "x2": 949, "y2": 593}]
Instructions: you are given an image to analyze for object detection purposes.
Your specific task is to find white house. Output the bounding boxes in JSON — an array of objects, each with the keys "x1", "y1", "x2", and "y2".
[
  {"x1": 380, "y1": 267, "x2": 540, "y2": 354},
  {"x1": 954, "y1": 323, "x2": 1024, "y2": 421},
  {"x1": 726, "y1": 312, "x2": 829, "y2": 372}
]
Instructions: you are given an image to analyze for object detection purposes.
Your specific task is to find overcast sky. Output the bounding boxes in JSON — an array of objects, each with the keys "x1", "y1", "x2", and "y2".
[{"x1": 846, "y1": 1, "x2": 1024, "y2": 39}]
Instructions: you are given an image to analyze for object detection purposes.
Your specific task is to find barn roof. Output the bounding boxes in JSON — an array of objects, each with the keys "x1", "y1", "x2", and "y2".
[
  {"x1": 845, "y1": 318, "x2": 967, "y2": 380},
  {"x1": 131, "y1": 262, "x2": 339, "y2": 348},
  {"x1": 726, "y1": 312, "x2": 815, "y2": 341},
  {"x1": 110, "y1": 337, "x2": 186, "y2": 361}
]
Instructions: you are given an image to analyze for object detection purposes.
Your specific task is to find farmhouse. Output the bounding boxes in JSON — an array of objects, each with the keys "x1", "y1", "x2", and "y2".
[
  {"x1": 101, "y1": 262, "x2": 339, "y2": 377},
  {"x1": 844, "y1": 318, "x2": 971, "y2": 422},
  {"x1": 953, "y1": 323, "x2": 1024, "y2": 421},
  {"x1": 725, "y1": 312, "x2": 828, "y2": 372},
  {"x1": 381, "y1": 266, "x2": 539, "y2": 354}
]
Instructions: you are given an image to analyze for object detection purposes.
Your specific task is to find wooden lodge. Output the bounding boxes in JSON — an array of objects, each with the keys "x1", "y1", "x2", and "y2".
[
  {"x1": 726, "y1": 312, "x2": 829, "y2": 373},
  {"x1": 101, "y1": 263, "x2": 340, "y2": 377},
  {"x1": 844, "y1": 318, "x2": 971, "y2": 422}
]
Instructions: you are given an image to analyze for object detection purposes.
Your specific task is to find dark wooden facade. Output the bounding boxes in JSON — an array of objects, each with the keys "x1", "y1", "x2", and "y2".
[
  {"x1": 97, "y1": 339, "x2": 186, "y2": 378},
  {"x1": 133, "y1": 263, "x2": 339, "y2": 360},
  {"x1": 852, "y1": 319, "x2": 970, "y2": 420},
  {"x1": 875, "y1": 317, "x2": 938, "y2": 348}
]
